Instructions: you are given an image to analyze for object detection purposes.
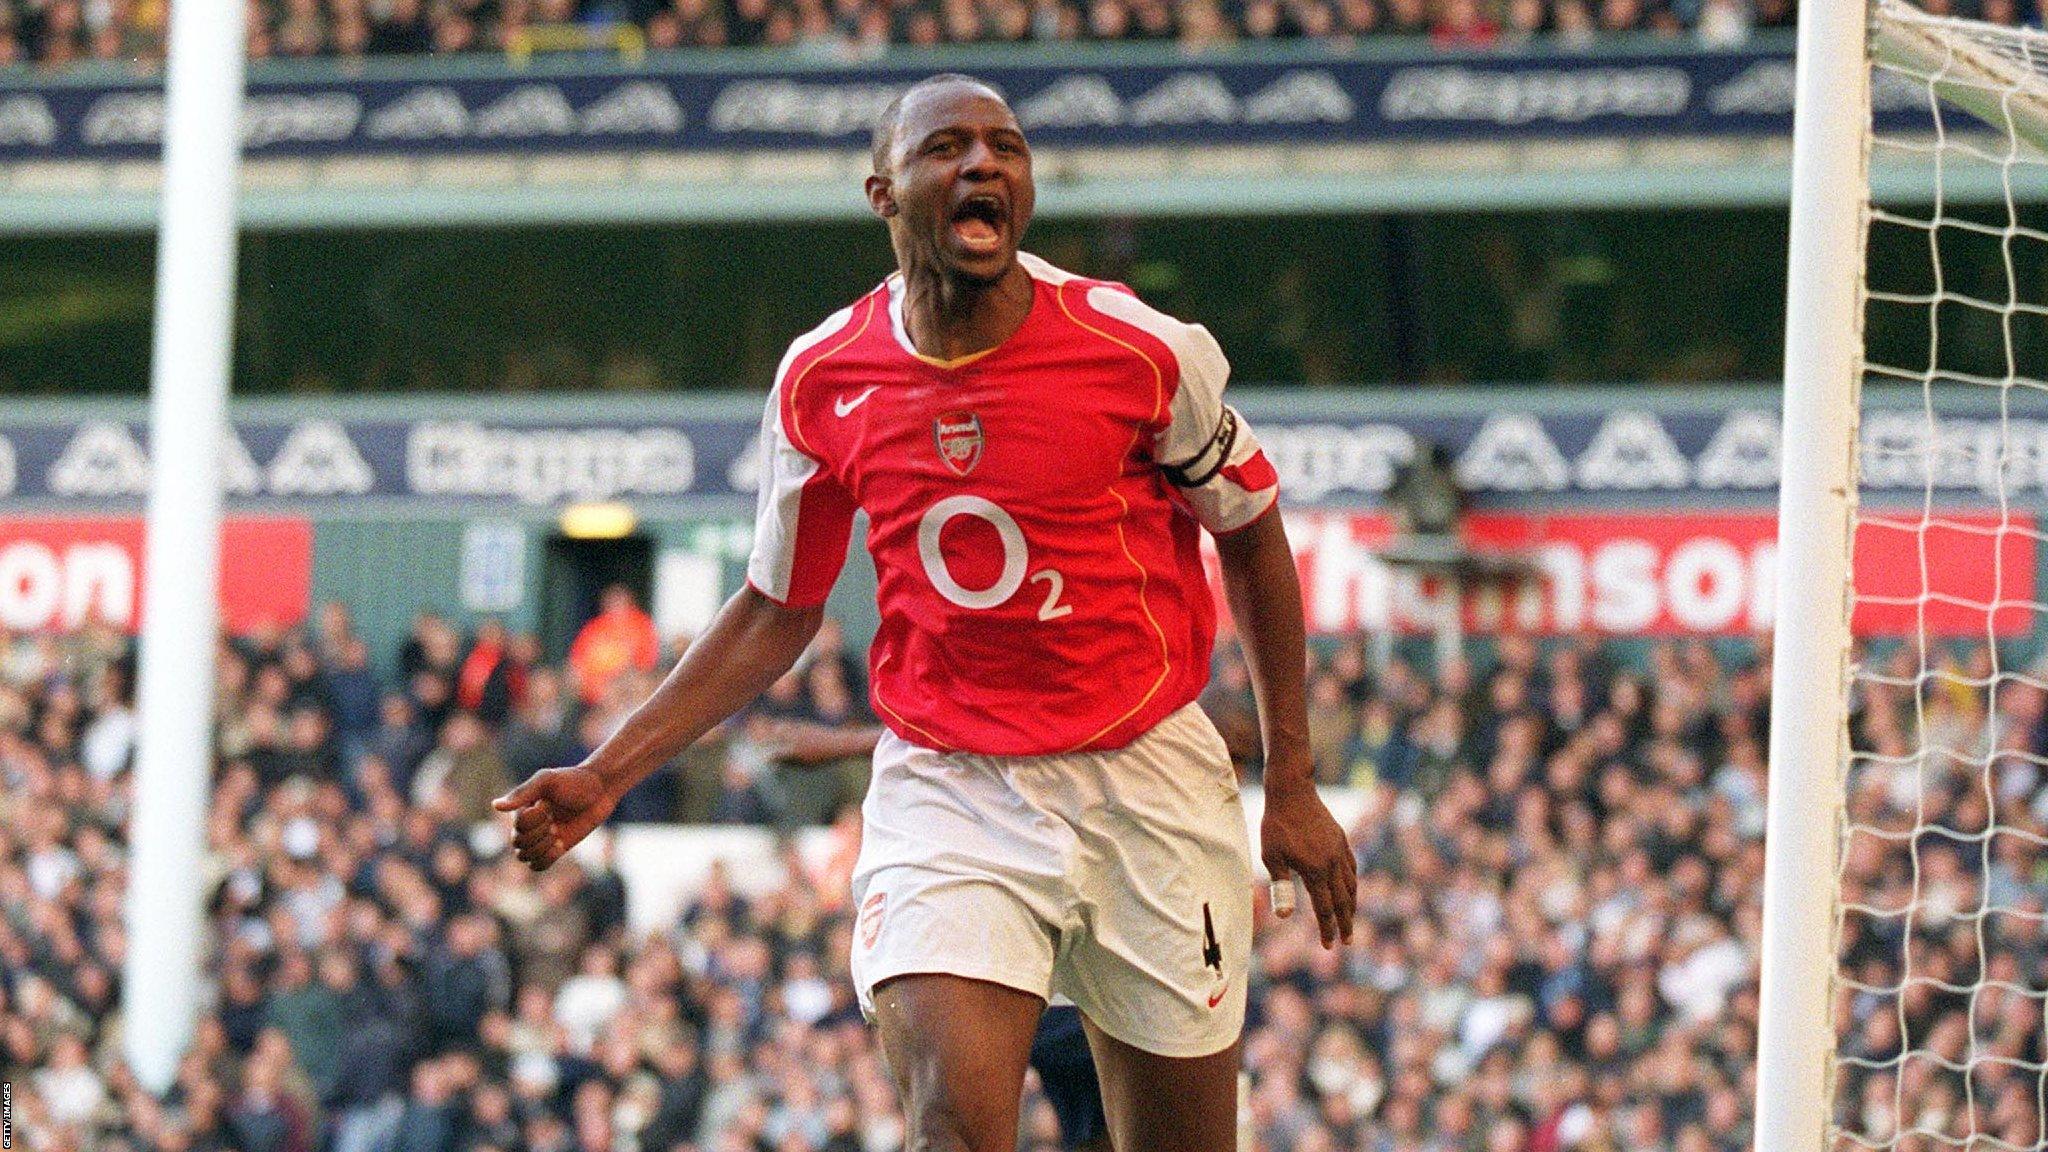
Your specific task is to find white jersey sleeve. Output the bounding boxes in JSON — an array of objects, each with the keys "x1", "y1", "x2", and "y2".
[
  {"x1": 746, "y1": 313, "x2": 860, "y2": 608},
  {"x1": 1087, "y1": 285, "x2": 1280, "y2": 535}
]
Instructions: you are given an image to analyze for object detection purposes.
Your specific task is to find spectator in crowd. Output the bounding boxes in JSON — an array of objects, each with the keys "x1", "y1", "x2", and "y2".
[
  {"x1": 501, "y1": 665, "x2": 578, "y2": 785},
  {"x1": 367, "y1": 692, "x2": 435, "y2": 796},
  {"x1": 78, "y1": 659, "x2": 134, "y2": 781},
  {"x1": 326, "y1": 636, "x2": 383, "y2": 760},
  {"x1": 568, "y1": 585, "x2": 660, "y2": 708},
  {"x1": 1431, "y1": 0, "x2": 1500, "y2": 47},
  {"x1": 410, "y1": 710, "x2": 511, "y2": 822},
  {"x1": 263, "y1": 951, "x2": 350, "y2": 1103},
  {"x1": 400, "y1": 611, "x2": 463, "y2": 690},
  {"x1": 2, "y1": 609, "x2": 2042, "y2": 1152},
  {"x1": 454, "y1": 618, "x2": 513, "y2": 722}
]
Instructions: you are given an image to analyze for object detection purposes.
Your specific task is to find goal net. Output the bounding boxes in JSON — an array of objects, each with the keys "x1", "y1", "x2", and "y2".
[{"x1": 1808, "y1": 5, "x2": 2048, "y2": 1152}]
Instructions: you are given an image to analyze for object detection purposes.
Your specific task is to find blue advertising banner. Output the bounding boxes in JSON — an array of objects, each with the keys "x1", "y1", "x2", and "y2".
[
  {"x1": 0, "y1": 389, "x2": 2040, "y2": 509},
  {"x1": 0, "y1": 43, "x2": 1929, "y2": 162}
]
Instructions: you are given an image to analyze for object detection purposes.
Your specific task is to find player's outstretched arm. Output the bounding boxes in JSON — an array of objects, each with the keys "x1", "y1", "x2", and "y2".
[
  {"x1": 1213, "y1": 511, "x2": 1357, "y2": 948},
  {"x1": 494, "y1": 585, "x2": 824, "y2": 870}
]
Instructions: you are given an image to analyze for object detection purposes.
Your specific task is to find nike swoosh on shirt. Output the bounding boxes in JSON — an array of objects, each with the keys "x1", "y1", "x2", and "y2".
[
  {"x1": 1208, "y1": 979, "x2": 1230, "y2": 1009},
  {"x1": 835, "y1": 386, "x2": 881, "y2": 416}
]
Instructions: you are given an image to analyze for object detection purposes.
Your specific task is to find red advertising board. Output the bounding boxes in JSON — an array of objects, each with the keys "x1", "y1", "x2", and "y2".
[
  {"x1": 0, "y1": 517, "x2": 313, "y2": 635},
  {"x1": 1216, "y1": 510, "x2": 2036, "y2": 638}
]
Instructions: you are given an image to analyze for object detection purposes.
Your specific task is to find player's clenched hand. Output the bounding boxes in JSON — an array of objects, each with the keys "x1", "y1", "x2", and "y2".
[
  {"x1": 492, "y1": 766, "x2": 618, "y2": 871},
  {"x1": 1260, "y1": 779, "x2": 1357, "y2": 948}
]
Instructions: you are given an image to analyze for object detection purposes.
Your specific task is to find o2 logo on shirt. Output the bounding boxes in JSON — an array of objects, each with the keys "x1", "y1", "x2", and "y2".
[{"x1": 917, "y1": 495, "x2": 1072, "y2": 621}]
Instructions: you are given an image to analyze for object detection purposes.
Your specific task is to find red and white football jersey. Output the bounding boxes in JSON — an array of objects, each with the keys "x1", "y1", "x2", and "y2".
[{"x1": 747, "y1": 253, "x2": 1279, "y2": 756}]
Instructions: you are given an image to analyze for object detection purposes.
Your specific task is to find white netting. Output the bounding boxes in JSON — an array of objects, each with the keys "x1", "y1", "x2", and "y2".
[{"x1": 1837, "y1": 7, "x2": 2048, "y2": 1152}]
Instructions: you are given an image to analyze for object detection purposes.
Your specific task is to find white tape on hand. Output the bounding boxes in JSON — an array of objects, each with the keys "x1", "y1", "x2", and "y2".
[{"x1": 1270, "y1": 877, "x2": 1296, "y2": 917}]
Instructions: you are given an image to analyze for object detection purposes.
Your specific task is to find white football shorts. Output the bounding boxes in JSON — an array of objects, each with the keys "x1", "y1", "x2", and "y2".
[{"x1": 848, "y1": 701, "x2": 1255, "y2": 1059}]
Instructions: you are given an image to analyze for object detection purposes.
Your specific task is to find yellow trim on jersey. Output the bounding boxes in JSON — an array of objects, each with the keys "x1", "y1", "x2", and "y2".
[
  {"x1": 884, "y1": 272, "x2": 1015, "y2": 370},
  {"x1": 908, "y1": 345, "x2": 1000, "y2": 370},
  {"x1": 1061, "y1": 482, "x2": 1174, "y2": 755},
  {"x1": 1052, "y1": 280, "x2": 1164, "y2": 425},
  {"x1": 1053, "y1": 280, "x2": 1175, "y2": 754},
  {"x1": 786, "y1": 293, "x2": 881, "y2": 459},
  {"x1": 869, "y1": 651, "x2": 956, "y2": 751}
]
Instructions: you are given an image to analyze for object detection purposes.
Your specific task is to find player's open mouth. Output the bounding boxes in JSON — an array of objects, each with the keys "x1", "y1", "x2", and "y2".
[{"x1": 950, "y1": 194, "x2": 1007, "y2": 254}]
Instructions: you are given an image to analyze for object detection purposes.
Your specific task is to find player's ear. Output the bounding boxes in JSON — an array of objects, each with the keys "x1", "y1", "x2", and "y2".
[{"x1": 865, "y1": 174, "x2": 898, "y2": 220}]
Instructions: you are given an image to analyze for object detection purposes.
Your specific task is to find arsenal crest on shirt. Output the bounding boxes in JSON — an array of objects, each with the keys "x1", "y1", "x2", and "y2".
[{"x1": 933, "y1": 412, "x2": 984, "y2": 476}]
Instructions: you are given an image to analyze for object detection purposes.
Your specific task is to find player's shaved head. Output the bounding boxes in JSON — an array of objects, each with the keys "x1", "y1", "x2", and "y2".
[
  {"x1": 865, "y1": 70, "x2": 1032, "y2": 287},
  {"x1": 871, "y1": 74, "x2": 1008, "y2": 174}
]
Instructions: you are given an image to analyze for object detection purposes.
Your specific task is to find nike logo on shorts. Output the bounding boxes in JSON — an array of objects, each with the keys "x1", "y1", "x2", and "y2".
[
  {"x1": 1202, "y1": 901, "x2": 1226, "y2": 1007},
  {"x1": 835, "y1": 386, "x2": 881, "y2": 416}
]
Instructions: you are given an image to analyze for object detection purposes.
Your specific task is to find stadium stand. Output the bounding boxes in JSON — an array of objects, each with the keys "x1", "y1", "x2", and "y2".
[
  {"x1": 1, "y1": 601, "x2": 1928, "y2": 1152},
  {"x1": 0, "y1": 0, "x2": 1823, "y2": 70}
]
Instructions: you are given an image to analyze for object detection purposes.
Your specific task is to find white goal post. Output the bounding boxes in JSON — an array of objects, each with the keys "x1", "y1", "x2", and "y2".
[
  {"x1": 1763, "y1": 3, "x2": 2048, "y2": 1151},
  {"x1": 123, "y1": 0, "x2": 246, "y2": 1096}
]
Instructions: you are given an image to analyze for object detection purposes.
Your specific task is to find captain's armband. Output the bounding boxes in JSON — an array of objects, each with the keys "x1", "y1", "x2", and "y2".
[{"x1": 1161, "y1": 407, "x2": 1239, "y2": 489}]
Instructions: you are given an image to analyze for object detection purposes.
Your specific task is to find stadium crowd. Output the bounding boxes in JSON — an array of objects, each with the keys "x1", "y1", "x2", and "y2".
[
  {"x1": 0, "y1": 0, "x2": 1827, "y2": 72},
  {"x1": 0, "y1": 597, "x2": 2034, "y2": 1152}
]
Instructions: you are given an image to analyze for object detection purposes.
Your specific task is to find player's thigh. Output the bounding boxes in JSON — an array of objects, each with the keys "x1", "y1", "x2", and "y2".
[
  {"x1": 873, "y1": 974, "x2": 1045, "y2": 1152},
  {"x1": 1082, "y1": 1017, "x2": 1241, "y2": 1152}
]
